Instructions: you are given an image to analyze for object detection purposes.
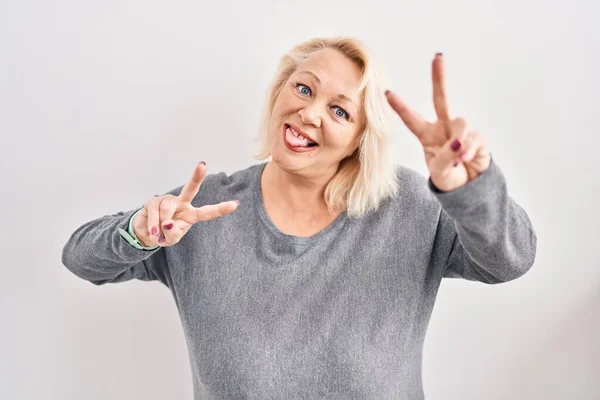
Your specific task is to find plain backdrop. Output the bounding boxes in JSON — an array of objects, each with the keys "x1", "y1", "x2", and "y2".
[{"x1": 1, "y1": 0, "x2": 598, "y2": 399}]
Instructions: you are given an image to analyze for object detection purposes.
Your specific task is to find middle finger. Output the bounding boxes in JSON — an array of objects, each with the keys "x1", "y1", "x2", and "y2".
[{"x1": 432, "y1": 53, "x2": 451, "y2": 122}]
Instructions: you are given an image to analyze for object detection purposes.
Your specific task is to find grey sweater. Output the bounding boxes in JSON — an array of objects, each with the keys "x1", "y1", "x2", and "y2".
[{"x1": 61, "y1": 158, "x2": 537, "y2": 399}]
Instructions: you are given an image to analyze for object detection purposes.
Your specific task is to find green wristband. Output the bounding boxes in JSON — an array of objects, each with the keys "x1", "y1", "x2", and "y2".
[{"x1": 118, "y1": 208, "x2": 160, "y2": 251}]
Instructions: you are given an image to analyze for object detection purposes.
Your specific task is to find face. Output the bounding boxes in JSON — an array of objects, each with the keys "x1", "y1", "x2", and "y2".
[{"x1": 268, "y1": 47, "x2": 364, "y2": 177}]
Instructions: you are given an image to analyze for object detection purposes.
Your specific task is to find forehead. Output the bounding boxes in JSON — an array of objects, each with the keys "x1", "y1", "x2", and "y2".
[{"x1": 294, "y1": 48, "x2": 363, "y2": 101}]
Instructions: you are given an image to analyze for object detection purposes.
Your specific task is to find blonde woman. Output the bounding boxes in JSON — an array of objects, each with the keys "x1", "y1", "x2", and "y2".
[{"x1": 62, "y1": 36, "x2": 537, "y2": 399}]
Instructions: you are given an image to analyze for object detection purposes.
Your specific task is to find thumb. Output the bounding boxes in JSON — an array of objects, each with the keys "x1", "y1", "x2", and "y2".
[
  {"x1": 431, "y1": 119, "x2": 468, "y2": 171},
  {"x1": 431, "y1": 136, "x2": 463, "y2": 172}
]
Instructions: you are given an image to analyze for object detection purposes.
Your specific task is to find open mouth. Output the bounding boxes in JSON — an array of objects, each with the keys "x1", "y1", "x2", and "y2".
[{"x1": 283, "y1": 124, "x2": 319, "y2": 151}]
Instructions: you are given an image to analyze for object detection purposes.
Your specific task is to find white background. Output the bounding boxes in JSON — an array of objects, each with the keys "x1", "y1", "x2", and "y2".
[{"x1": 1, "y1": 0, "x2": 598, "y2": 398}]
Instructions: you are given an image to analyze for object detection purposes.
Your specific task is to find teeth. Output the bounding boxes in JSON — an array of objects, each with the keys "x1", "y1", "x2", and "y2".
[{"x1": 289, "y1": 126, "x2": 314, "y2": 144}]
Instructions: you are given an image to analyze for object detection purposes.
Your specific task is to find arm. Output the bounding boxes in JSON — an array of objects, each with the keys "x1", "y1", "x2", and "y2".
[
  {"x1": 61, "y1": 185, "x2": 183, "y2": 287},
  {"x1": 61, "y1": 207, "x2": 172, "y2": 286},
  {"x1": 384, "y1": 55, "x2": 536, "y2": 283},
  {"x1": 119, "y1": 208, "x2": 160, "y2": 251},
  {"x1": 430, "y1": 157, "x2": 537, "y2": 283}
]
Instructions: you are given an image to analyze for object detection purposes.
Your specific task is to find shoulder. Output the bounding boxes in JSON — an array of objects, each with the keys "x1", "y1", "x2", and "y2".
[
  {"x1": 394, "y1": 164, "x2": 429, "y2": 190},
  {"x1": 386, "y1": 164, "x2": 442, "y2": 217},
  {"x1": 158, "y1": 163, "x2": 263, "y2": 207},
  {"x1": 189, "y1": 163, "x2": 264, "y2": 207}
]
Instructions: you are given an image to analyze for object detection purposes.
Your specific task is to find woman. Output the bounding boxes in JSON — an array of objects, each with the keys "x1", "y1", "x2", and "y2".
[{"x1": 62, "y1": 36, "x2": 537, "y2": 399}]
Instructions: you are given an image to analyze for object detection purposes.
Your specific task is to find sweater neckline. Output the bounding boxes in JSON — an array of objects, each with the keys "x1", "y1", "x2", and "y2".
[{"x1": 252, "y1": 162, "x2": 348, "y2": 246}]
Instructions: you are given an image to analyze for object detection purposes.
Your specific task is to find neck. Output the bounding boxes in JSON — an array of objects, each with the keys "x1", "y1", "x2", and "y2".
[{"x1": 261, "y1": 161, "x2": 338, "y2": 215}]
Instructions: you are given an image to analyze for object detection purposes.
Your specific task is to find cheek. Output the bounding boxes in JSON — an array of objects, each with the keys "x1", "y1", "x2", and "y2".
[
  {"x1": 326, "y1": 127, "x2": 359, "y2": 151},
  {"x1": 273, "y1": 91, "x2": 297, "y2": 113}
]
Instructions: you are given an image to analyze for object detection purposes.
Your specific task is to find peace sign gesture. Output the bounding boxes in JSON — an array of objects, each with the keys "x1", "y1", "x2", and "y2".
[
  {"x1": 386, "y1": 53, "x2": 491, "y2": 192},
  {"x1": 132, "y1": 162, "x2": 240, "y2": 247}
]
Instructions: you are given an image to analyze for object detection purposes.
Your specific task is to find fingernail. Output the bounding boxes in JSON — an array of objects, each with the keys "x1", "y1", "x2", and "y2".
[
  {"x1": 436, "y1": 52, "x2": 443, "y2": 57},
  {"x1": 235, "y1": 200, "x2": 240, "y2": 205},
  {"x1": 157, "y1": 233, "x2": 165, "y2": 243},
  {"x1": 151, "y1": 226, "x2": 158, "y2": 235},
  {"x1": 453, "y1": 161, "x2": 459, "y2": 167},
  {"x1": 451, "y1": 140, "x2": 461, "y2": 151},
  {"x1": 199, "y1": 161, "x2": 206, "y2": 166},
  {"x1": 384, "y1": 90, "x2": 390, "y2": 96},
  {"x1": 164, "y1": 223, "x2": 173, "y2": 230}
]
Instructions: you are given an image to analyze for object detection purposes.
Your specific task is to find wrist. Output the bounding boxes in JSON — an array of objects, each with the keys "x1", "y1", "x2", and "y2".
[{"x1": 130, "y1": 209, "x2": 154, "y2": 247}]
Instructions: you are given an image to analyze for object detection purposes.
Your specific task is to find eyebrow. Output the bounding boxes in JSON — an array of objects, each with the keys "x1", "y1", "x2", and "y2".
[{"x1": 296, "y1": 71, "x2": 356, "y2": 105}]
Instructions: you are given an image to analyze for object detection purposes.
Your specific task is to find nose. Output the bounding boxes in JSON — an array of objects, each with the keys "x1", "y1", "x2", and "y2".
[{"x1": 298, "y1": 104, "x2": 322, "y2": 128}]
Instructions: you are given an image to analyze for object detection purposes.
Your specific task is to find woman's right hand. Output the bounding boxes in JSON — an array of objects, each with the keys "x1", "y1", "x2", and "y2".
[{"x1": 132, "y1": 161, "x2": 239, "y2": 247}]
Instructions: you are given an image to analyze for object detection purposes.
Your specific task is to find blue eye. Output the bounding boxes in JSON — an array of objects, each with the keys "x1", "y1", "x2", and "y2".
[
  {"x1": 332, "y1": 106, "x2": 349, "y2": 120},
  {"x1": 296, "y1": 83, "x2": 311, "y2": 96},
  {"x1": 293, "y1": 81, "x2": 350, "y2": 121}
]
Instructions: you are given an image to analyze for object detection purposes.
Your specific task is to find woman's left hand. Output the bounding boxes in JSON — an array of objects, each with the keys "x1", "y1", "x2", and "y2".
[{"x1": 385, "y1": 53, "x2": 491, "y2": 192}]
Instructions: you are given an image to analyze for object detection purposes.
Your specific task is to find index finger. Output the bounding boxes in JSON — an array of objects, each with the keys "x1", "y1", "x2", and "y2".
[
  {"x1": 432, "y1": 53, "x2": 450, "y2": 122},
  {"x1": 193, "y1": 201, "x2": 239, "y2": 223},
  {"x1": 385, "y1": 90, "x2": 428, "y2": 138},
  {"x1": 179, "y1": 161, "x2": 206, "y2": 204}
]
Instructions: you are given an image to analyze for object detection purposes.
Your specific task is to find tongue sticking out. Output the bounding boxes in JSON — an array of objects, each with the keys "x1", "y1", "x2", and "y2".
[{"x1": 286, "y1": 127, "x2": 312, "y2": 147}]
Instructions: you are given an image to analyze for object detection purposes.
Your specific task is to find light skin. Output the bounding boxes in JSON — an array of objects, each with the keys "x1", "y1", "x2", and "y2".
[
  {"x1": 132, "y1": 48, "x2": 364, "y2": 246},
  {"x1": 263, "y1": 50, "x2": 492, "y2": 226},
  {"x1": 386, "y1": 53, "x2": 491, "y2": 191},
  {"x1": 134, "y1": 51, "x2": 492, "y2": 246},
  {"x1": 133, "y1": 162, "x2": 239, "y2": 247},
  {"x1": 261, "y1": 47, "x2": 364, "y2": 220}
]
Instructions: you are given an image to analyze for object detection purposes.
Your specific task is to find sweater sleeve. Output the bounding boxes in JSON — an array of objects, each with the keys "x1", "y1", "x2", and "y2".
[
  {"x1": 61, "y1": 185, "x2": 184, "y2": 287},
  {"x1": 429, "y1": 156, "x2": 537, "y2": 284},
  {"x1": 118, "y1": 208, "x2": 161, "y2": 251}
]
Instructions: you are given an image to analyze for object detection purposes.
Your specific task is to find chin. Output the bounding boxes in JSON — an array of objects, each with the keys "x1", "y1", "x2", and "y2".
[
  {"x1": 269, "y1": 149, "x2": 310, "y2": 177},
  {"x1": 270, "y1": 147, "x2": 304, "y2": 171}
]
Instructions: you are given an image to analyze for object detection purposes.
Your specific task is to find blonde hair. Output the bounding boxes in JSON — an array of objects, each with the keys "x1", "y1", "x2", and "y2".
[{"x1": 253, "y1": 36, "x2": 399, "y2": 219}]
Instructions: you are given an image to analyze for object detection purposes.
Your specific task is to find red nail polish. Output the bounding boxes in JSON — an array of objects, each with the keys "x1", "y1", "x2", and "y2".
[
  {"x1": 151, "y1": 226, "x2": 157, "y2": 235},
  {"x1": 164, "y1": 223, "x2": 173, "y2": 230},
  {"x1": 436, "y1": 52, "x2": 443, "y2": 57},
  {"x1": 451, "y1": 140, "x2": 461, "y2": 151}
]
